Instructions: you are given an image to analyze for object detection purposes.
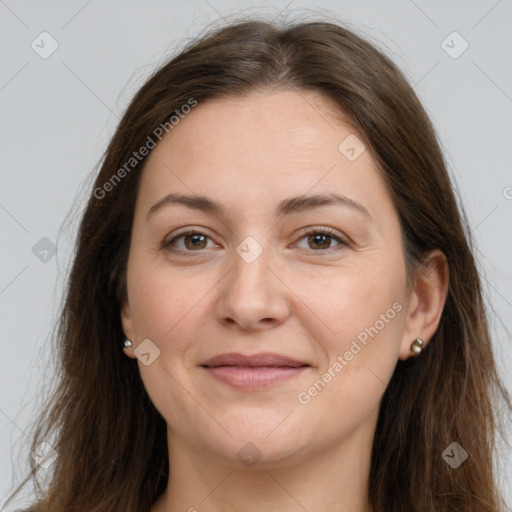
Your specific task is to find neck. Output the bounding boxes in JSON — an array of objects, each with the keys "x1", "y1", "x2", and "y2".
[{"x1": 152, "y1": 416, "x2": 376, "y2": 512}]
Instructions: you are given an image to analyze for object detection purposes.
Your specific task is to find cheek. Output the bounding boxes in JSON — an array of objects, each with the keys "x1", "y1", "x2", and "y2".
[
  {"x1": 292, "y1": 254, "x2": 406, "y2": 350},
  {"x1": 126, "y1": 256, "x2": 222, "y2": 359},
  {"x1": 126, "y1": 261, "x2": 212, "y2": 416},
  {"x1": 294, "y1": 272, "x2": 406, "y2": 436},
  {"x1": 291, "y1": 255, "x2": 407, "y2": 414},
  {"x1": 330, "y1": 273, "x2": 405, "y2": 348}
]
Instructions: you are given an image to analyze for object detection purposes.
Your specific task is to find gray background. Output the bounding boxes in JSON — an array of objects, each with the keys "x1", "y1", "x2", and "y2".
[{"x1": 1, "y1": 0, "x2": 511, "y2": 509}]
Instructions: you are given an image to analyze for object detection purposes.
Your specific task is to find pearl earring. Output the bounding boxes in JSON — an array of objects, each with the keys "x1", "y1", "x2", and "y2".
[
  {"x1": 123, "y1": 339, "x2": 132, "y2": 348},
  {"x1": 410, "y1": 338, "x2": 424, "y2": 355}
]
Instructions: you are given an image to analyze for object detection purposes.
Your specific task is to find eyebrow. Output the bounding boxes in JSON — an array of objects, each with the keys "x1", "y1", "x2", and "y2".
[{"x1": 146, "y1": 192, "x2": 372, "y2": 220}]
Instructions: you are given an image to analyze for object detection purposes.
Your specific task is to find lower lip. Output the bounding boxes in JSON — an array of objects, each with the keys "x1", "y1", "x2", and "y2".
[{"x1": 203, "y1": 366, "x2": 309, "y2": 390}]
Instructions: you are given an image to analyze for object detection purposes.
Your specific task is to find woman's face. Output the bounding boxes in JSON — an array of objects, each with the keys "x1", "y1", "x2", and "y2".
[{"x1": 121, "y1": 90, "x2": 417, "y2": 467}]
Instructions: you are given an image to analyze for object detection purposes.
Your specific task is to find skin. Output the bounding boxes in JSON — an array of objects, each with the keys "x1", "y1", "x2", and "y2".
[{"x1": 121, "y1": 90, "x2": 448, "y2": 512}]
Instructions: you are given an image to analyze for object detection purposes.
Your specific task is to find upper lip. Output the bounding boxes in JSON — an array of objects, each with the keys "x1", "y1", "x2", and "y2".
[{"x1": 201, "y1": 352, "x2": 309, "y2": 368}]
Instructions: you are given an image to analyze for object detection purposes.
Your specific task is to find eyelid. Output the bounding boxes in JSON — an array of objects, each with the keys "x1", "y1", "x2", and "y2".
[
  {"x1": 162, "y1": 227, "x2": 220, "y2": 252},
  {"x1": 163, "y1": 225, "x2": 350, "y2": 254},
  {"x1": 292, "y1": 226, "x2": 350, "y2": 250}
]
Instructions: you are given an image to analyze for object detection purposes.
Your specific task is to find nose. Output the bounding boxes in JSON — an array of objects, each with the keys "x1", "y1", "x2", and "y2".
[{"x1": 215, "y1": 242, "x2": 291, "y2": 331}]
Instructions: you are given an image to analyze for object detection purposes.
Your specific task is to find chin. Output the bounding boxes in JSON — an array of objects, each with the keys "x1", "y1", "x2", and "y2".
[
  {"x1": 210, "y1": 434, "x2": 310, "y2": 470},
  {"x1": 199, "y1": 409, "x2": 313, "y2": 467}
]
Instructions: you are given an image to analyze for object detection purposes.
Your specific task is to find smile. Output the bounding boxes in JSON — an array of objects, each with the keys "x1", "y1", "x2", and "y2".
[
  {"x1": 202, "y1": 365, "x2": 309, "y2": 390},
  {"x1": 200, "y1": 352, "x2": 311, "y2": 390}
]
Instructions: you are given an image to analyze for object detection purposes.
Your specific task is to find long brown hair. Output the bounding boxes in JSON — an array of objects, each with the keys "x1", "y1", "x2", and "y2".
[{"x1": 5, "y1": 15, "x2": 511, "y2": 512}]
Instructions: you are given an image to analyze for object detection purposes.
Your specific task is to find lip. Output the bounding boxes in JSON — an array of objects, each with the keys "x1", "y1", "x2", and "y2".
[
  {"x1": 201, "y1": 352, "x2": 310, "y2": 390},
  {"x1": 201, "y1": 352, "x2": 308, "y2": 368}
]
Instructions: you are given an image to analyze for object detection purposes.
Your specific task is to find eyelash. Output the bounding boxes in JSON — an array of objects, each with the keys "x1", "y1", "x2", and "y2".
[{"x1": 162, "y1": 227, "x2": 349, "y2": 254}]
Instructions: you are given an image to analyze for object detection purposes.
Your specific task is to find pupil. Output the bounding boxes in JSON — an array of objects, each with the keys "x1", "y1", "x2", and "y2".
[
  {"x1": 310, "y1": 234, "x2": 330, "y2": 249},
  {"x1": 186, "y1": 234, "x2": 206, "y2": 249}
]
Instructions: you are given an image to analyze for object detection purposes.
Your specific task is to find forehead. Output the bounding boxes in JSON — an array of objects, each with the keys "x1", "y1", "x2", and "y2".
[
  {"x1": 147, "y1": 90, "x2": 351, "y2": 169},
  {"x1": 136, "y1": 90, "x2": 395, "y2": 222}
]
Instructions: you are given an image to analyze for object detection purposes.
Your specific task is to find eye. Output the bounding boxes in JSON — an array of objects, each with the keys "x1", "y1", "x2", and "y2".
[
  {"x1": 295, "y1": 227, "x2": 347, "y2": 251},
  {"x1": 164, "y1": 229, "x2": 218, "y2": 252},
  {"x1": 163, "y1": 227, "x2": 348, "y2": 254}
]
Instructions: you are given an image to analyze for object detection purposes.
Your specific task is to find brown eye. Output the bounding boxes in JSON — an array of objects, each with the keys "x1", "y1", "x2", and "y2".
[
  {"x1": 295, "y1": 228, "x2": 346, "y2": 251},
  {"x1": 307, "y1": 233, "x2": 334, "y2": 250},
  {"x1": 164, "y1": 230, "x2": 217, "y2": 252},
  {"x1": 183, "y1": 233, "x2": 208, "y2": 250}
]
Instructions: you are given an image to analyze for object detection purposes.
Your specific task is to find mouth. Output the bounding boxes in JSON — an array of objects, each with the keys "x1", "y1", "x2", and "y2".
[{"x1": 200, "y1": 352, "x2": 311, "y2": 390}]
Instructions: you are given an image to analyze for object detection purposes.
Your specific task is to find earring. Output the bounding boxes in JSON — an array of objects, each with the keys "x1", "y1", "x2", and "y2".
[
  {"x1": 123, "y1": 339, "x2": 132, "y2": 348},
  {"x1": 410, "y1": 338, "x2": 424, "y2": 355}
]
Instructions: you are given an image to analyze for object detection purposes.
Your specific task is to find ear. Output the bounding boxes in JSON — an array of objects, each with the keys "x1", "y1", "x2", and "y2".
[
  {"x1": 121, "y1": 299, "x2": 137, "y2": 358},
  {"x1": 398, "y1": 249, "x2": 449, "y2": 360}
]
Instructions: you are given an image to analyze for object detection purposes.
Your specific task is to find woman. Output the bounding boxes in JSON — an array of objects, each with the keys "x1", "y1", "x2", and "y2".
[{"x1": 5, "y1": 16, "x2": 511, "y2": 512}]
